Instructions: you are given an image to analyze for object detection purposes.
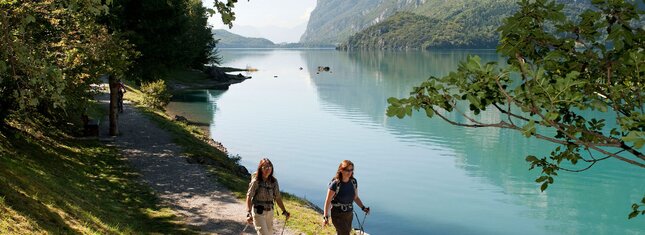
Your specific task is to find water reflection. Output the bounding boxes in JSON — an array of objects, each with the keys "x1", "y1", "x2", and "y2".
[
  {"x1": 300, "y1": 50, "x2": 644, "y2": 234},
  {"x1": 167, "y1": 90, "x2": 226, "y2": 126},
  {"x1": 169, "y1": 49, "x2": 644, "y2": 235}
]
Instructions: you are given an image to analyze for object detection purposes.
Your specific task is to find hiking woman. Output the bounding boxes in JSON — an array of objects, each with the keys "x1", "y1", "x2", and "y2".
[
  {"x1": 116, "y1": 81, "x2": 126, "y2": 113},
  {"x1": 322, "y1": 160, "x2": 370, "y2": 235},
  {"x1": 245, "y1": 158, "x2": 290, "y2": 235}
]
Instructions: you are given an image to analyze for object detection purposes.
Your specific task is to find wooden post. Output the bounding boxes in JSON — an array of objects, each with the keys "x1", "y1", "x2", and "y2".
[{"x1": 108, "y1": 74, "x2": 118, "y2": 136}]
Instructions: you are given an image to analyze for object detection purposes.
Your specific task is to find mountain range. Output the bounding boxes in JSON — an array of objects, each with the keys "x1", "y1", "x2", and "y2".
[
  {"x1": 212, "y1": 29, "x2": 276, "y2": 48},
  {"x1": 215, "y1": 0, "x2": 616, "y2": 49},
  {"x1": 300, "y1": 0, "x2": 592, "y2": 49}
]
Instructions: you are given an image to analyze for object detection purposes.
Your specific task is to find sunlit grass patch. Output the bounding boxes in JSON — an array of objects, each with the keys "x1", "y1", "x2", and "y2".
[
  {"x1": 281, "y1": 193, "x2": 337, "y2": 235},
  {"x1": 0, "y1": 196, "x2": 43, "y2": 234},
  {"x1": 0, "y1": 112, "x2": 196, "y2": 234}
]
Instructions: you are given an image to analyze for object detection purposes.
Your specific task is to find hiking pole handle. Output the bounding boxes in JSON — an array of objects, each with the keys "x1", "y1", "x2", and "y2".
[{"x1": 361, "y1": 206, "x2": 370, "y2": 214}]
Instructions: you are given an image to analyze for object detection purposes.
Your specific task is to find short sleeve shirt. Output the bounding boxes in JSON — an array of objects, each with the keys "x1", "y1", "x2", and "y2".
[
  {"x1": 329, "y1": 178, "x2": 356, "y2": 205},
  {"x1": 247, "y1": 176, "x2": 281, "y2": 209}
]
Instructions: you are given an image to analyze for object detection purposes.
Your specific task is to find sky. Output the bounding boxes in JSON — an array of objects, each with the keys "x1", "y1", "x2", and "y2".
[{"x1": 202, "y1": 0, "x2": 318, "y2": 43}]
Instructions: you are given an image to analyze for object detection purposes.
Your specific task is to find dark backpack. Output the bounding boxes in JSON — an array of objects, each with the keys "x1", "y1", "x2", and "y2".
[{"x1": 331, "y1": 177, "x2": 357, "y2": 201}]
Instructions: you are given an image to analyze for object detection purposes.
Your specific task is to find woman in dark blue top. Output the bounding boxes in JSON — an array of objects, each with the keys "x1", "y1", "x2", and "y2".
[{"x1": 322, "y1": 160, "x2": 370, "y2": 235}]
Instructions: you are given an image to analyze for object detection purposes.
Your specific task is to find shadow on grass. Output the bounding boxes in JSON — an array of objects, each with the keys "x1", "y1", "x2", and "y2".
[{"x1": 0, "y1": 125, "x2": 197, "y2": 234}]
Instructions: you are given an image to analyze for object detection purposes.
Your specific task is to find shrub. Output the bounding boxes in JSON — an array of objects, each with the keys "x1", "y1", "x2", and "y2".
[{"x1": 140, "y1": 80, "x2": 172, "y2": 110}]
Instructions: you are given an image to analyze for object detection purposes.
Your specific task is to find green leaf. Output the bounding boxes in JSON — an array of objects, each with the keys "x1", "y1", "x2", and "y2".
[
  {"x1": 628, "y1": 211, "x2": 638, "y2": 219},
  {"x1": 590, "y1": 100, "x2": 608, "y2": 112},
  {"x1": 28, "y1": 98, "x2": 38, "y2": 106},
  {"x1": 622, "y1": 131, "x2": 645, "y2": 149},
  {"x1": 535, "y1": 176, "x2": 548, "y2": 183},
  {"x1": 386, "y1": 106, "x2": 398, "y2": 117},
  {"x1": 521, "y1": 121, "x2": 536, "y2": 137},
  {"x1": 565, "y1": 71, "x2": 580, "y2": 80},
  {"x1": 540, "y1": 182, "x2": 549, "y2": 192},
  {"x1": 424, "y1": 107, "x2": 434, "y2": 118},
  {"x1": 525, "y1": 155, "x2": 538, "y2": 162},
  {"x1": 24, "y1": 15, "x2": 35, "y2": 24},
  {"x1": 396, "y1": 108, "x2": 406, "y2": 119},
  {"x1": 465, "y1": 56, "x2": 482, "y2": 71},
  {"x1": 545, "y1": 112, "x2": 559, "y2": 121}
]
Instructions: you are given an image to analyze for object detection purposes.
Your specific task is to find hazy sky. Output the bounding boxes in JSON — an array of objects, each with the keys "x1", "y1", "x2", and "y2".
[{"x1": 202, "y1": 0, "x2": 318, "y2": 43}]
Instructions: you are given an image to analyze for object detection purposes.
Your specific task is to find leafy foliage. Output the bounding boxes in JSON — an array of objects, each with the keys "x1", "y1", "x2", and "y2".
[
  {"x1": 304, "y1": 0, "x2": 589, "y2": 47},
  {"x1": 140, "y1": 80, "x2": 172, "y2": 110},
  {"x1": 0, "y1": 0, "x2": 136, "y2": 125},
  {"x1": 105, "y1": 0, "x2": 221, "y2": 81},
  {"x1": 0, "y1": 0, "x2": 230, "y2": 128},
  {"x1": 300, "y1": 0, "x2": 410, "y2": 45},
  {"x1": 630, "y1": 194, "x2": 645, "y2": 219},
  {"x1": 340, "y1": 0, "x2": 591, "y2": 50},
  {"x1": 387, "y1": 0, "x2": 644, "y2": 217},
  {"x1": 340, "y1": 11, "x2": 494, "y2": 50}
]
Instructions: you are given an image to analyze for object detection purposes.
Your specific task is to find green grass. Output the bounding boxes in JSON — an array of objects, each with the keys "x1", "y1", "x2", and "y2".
[
  {"x1": 0, "y1": 69, "x2": 335, "y2": 234},
  {"x1": 125, "y1": 70, "x2": 338, "y2": 234},
  {"x1": 0, "y1": 113, "x2": 196, "y2": 234}
]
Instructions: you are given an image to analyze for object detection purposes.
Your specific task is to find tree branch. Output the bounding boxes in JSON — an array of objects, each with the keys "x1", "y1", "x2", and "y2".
[{"x1": 431, "y1": 107, "x2": 511, "y2": 129}]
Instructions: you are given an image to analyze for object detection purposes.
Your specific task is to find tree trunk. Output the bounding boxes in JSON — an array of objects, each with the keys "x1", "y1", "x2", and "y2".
[{"x1": 108, "y1": 75, "x2": 118, "y2": 136}]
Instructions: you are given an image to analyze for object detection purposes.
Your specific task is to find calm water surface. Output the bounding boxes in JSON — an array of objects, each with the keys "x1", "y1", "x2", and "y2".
[{"x1": 168, "y1": 49, "x2": 644, "y2": 235}]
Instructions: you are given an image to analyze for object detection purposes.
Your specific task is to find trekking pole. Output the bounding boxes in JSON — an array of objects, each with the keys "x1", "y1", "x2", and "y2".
[
  {"x1": 353, "y1": 210, "x2": 362, "y2": 234},
  {"x1": 360, "y1": 211, "x2": 368, "y2": 233},
  {"x1": 240, "y1": 222, "x2": 249, "y2": 235},
  {"x1": 353, "y1": 209, "x2": 369, "y2": 234},
  {"x1": 280, "y1": 216, "x2": 288, "y2": 235}
]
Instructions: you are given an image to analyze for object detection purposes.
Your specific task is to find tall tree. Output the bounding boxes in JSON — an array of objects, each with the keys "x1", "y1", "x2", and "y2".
[
  {"x1": 387, "y1": 0, "x2": 644, "y2": 218},
  {"x1": 0, "y1": 0, "x2": 135, "y2": 126},
  {"x1": 105, "y1": 0, "x2": 237, "y2": 81}
]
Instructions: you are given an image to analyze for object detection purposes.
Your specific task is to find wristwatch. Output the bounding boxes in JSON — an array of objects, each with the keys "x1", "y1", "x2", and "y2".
[{"x1": 323, "y1": 215, "x2": 329, "y2": 222}]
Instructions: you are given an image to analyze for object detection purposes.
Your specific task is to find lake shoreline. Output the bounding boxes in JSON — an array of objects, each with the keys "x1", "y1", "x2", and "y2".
[
  {"x1": 162, "y1": 69, "x2": 329, "y2": 233},
  {"x1": 167, "y1": 66, "x2": 252, "y2": 92}
]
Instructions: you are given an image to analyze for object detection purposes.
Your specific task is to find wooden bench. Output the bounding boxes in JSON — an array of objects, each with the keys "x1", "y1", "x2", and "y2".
[{"x1": 82, "y1": 115, "x2": 100, "y2": 137}]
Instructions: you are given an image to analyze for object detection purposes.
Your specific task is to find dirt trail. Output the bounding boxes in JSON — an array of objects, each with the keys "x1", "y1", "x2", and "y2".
[{"x1": 97, "y1": 91, "x2": 293, "y2": 234}]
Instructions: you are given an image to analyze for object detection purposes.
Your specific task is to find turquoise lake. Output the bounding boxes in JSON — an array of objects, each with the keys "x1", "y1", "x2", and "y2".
[{"x1": 167, "y1": 49, "x2": 644, "y2": 235}]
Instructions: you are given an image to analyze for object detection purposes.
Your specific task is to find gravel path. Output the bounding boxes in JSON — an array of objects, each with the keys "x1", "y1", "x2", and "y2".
[{"x1": 97, "y1": 91, "x2": 293, "y2": 235}]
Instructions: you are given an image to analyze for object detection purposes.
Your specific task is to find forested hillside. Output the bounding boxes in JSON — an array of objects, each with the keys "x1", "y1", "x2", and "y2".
[
  {"x1": 340, "y1": 0, "x2": 591, "y2": 49},
  {"x1": 299, "y1": 0, "x2": 425, "y2": 46},
  {"x1": 213, "y1": 29, "x2": 276, "y2": 48},
  {"x1": 301, "y1": 0, "x2": 591, "y2": 49}
]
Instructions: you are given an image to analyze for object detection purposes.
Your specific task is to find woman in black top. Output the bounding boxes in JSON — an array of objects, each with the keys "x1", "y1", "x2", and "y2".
[{"x1": 322, "y1": 160, "x2": 370, "y2": 235}]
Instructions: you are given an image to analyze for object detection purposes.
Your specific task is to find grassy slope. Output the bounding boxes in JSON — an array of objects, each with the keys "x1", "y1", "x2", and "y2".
[
  {"x1": 0, "y1": 116, "x2": 195, "y2": 234},
  {"x1": 0, "y1": 68, "x2": 337, "y2": 234},
  {"x1": 128, "y1": 69, "x2": 338, "y2": 234}
]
